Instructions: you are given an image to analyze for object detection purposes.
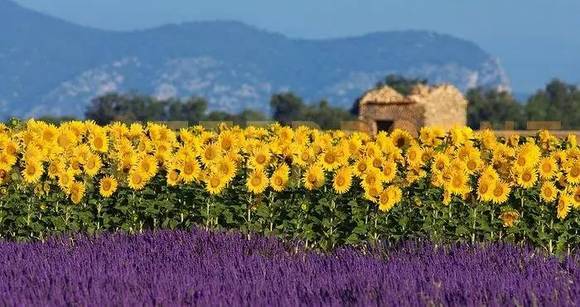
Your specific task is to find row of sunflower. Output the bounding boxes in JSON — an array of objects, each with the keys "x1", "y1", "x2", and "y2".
[{"x1": 0, "y1": 119, "x2": 578, "y2": 251}]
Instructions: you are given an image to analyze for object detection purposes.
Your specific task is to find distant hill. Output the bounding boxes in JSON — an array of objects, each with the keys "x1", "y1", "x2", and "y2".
[{"x1": 0, "y1": 0, "x2": 510, "y2": 118}]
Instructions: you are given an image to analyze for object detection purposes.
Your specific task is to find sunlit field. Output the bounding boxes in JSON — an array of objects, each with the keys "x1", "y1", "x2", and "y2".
[{"x1": 0, "y1": 120, "x2": 578, "y2": 249}]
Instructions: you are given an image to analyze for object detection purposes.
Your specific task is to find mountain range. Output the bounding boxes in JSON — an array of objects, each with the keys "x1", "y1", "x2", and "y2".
[{"x1": 0, "y1": 0, "x2": 510, "y2": 118}]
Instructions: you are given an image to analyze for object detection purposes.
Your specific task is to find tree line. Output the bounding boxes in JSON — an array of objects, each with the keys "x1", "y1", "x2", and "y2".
[
  {"x1": 38, "y1": 75, "x2": 580, "y2": 130},
  {"x1": 467, "y1": 79, "x2": 580, "y2": 129},
  {"x1": 78, "y1": 92, "x2": 355, "y2": 130}
]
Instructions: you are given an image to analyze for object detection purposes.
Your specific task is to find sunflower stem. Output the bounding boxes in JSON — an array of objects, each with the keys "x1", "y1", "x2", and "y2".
[
  {"x1": 247, "y1": 194, "x2": 252, "y2": 240},
  {"x1": 205, "y1": 197, "x2": 211, "y2": 230}
]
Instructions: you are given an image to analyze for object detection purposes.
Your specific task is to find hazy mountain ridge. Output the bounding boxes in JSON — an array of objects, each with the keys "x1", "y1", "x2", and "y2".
[{"x1": 0, "y1": 0, "x2": 510, "y2": 118}]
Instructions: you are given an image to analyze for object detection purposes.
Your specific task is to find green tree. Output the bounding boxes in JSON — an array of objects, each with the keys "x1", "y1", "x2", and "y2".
[
  {"x1": 167, "y1": 97, "x2": 209, "y2": 122},
  {"x1": 375, "y1": 74, "x2": 428, "y2": 95},
  {"x1": 270, "y1": 92, "x2": 306, "y2": 126},
  {"x1": 86, "y1": 91, "x2": 273, "y2": 126},
  {"x1": 270, "y1": 92, "x2": 354, "y2": 129},
  {"x1": 206, "y1": 109, "x2": 268, "y2": 126},
  {"x1": 525, "y1": 79, "x2": 580, "y2": 129},
  {"x1": 303, "y1": 100, "x2": 354, "y2": 130},
  {"x1": 466, "y1": 87, "x2": 525, "y2": 129},
  {"x1": 85, "y1": 93, "x2": 155, "y2": 124}
]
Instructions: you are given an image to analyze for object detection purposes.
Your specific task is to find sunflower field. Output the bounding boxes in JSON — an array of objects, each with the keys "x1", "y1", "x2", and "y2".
[{"x1": 0, "y1": 119, "x2": 578, "y2": 252}]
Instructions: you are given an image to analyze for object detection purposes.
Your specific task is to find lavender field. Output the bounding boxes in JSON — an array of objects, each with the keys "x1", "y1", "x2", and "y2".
[{"x1": 0, "y1": 229, "x2": 579, "y2": 306}]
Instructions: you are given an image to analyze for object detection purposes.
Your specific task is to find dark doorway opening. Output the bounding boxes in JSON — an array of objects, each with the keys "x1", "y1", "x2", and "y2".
[{"x1": 376, "y1": 120, "x2": 394, "y2": 132}]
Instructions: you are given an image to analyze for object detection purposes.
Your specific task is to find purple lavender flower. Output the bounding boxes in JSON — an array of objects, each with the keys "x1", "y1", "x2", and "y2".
[{"x1": 0, "y1": 230, "x2": 578, "y2": 306}]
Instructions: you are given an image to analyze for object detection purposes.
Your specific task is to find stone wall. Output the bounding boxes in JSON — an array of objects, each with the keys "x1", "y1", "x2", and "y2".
[
  {"x1": 360, "y1": 103, "x2": 425, "y2": 135},
  {"x1": 356, "y1": 84, "x2": 467, "y2": 134},
  {"x1": 409, "y1": 84, "x2": 467, "y2": 128}
]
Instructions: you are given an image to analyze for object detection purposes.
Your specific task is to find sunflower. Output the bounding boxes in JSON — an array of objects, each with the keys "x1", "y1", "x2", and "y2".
[
  {"x1": 572, "y1": 186, "x2": 580, "y2": 208},
  {"x1": 128, "y1": 169, "x2": 147, "y2": 190},
  {"x1": 346, "y1": 136, "x2": 362, "y2": 157},
  {"x1": 213, "y1": 158, "x2": 237, "y2": 184},
  {"x1": 420, "y1": 148, "x2": 433, "y2": 165},
  {"x1": 137, "y1": 154, "x2": 158, "y2": 179},
  {"x1": 490, "y1": 181, "x2": 511, "y2": 204},
  {"x1": 538, "y1": 156, "x2": 558, "y2": 179},
  {"x1": 217, "y1": 130, "x2": 237, "y2": 152},
  {"x1": 200, "y1": 143, "x2": 220, "y2": 167},
  {"x1": 57, "y1": 169, "x2": 75, "y2": 193},
  {"x1": 361, "y1": 167, "x2": 383, "y2": 189},
  {"x1": 22, "y1": 160, "x2": 44, "y2": 184},
  {"x1": 508, "y1": 134, "x2": 520, "y2": 147},
  {"x1": 353, "y1": 157, "x2": 371, "y2": 178},
  {"x1": 270, "y1": 164, "x2": 290, "y2": 192},
  {"x1": 516, "y1": 167, "x2": 538, "y2": 189},
  {"x1": 84, "y1": 154, "x2": 102, "y2": 177},
  {"x1": 540, "y1": 182, "x2": 558, "y2": 203},
  {"x1": 431, "y1": 171, "x2": 446, "y2": 188},
  {"x1": 567, "y1": 134, "x2": 577, "y2": 147},
  {"x1": 291, "y1": 146, "x2": 309, "y2": 166},
  {"x1": 480, "y1": 166, "x2": 499, "y2": 182},
  {"x1": 69, "y1": 181, "x2": 86, "y2": 204},
  {"x1": 364, "y1": 143, "x2": 381, "y2": 158},
  {"x1": 137, "y1": 137, "x2": 153, "y2": 153},
  {"x1": 499, "y1": 210, "x2": 519, "y2": 227},
  {"x1": 320, "y1": 147, "x2": 340, "y2": 171},
  {"x1": 3, "y1": 139, "x2": 19, "y2": 157},
  {"x1": 99, "y1": 176, "x2": 118, "y2": 198},
  {"x1": 477, "y1": 177, "x2": 495, "y2": 202},
  {"x1": 378, "y1": 185, "x2": 402, "y2": 212},
  {"x1": 370, "y1": 156, "x2": 384, "y2": 170},
  {"x1": 450, "y1": 126, "x2": 473, "y2": 146},
  {"x1": 457, "y1": 145, "x2": 475, "y2": 162},
  {"x1": 332, "y1": 167, "x2": 353, "y2": 194},
  {"x1": 247, "y1": 169, "x2": 269, "y2": 194},
  {"x1": 390, "y1": 129, "x2": 412, "y2": 149},
  {"x1": 557, "y1": 194, "x2": 572, "y2": 220},
  {"x1": 47, "y1": 159, "x2": 64, "y2": 179},
  {"x1": 515, "y1": 143, "x2": 541, "y2": 170},
  {"x1": 277, "y1": 126, "x2": 294, "y2": 143},
  {"x1": 465, "y1": 156, "x2": 482, "y2": 174},
  {"x1": 363, "y1": 183, "x2": 382, "y2": 203},
  {"x1": 179, "y1": 157, "x2": 200, "y2": 183},
  {"x1": 419, "y1": 127, "x2": 437, "y2": 147},
  {"x1": 89, "y1": 130, "x2": 109, "y2": 153},
  {"x1": 70, "y1": 157, "x2": 83, "y2": 175},
  {"x1": 205, "y1": 172, "x2": 226, "y2": 195},
  {"x1": 478, "y1": 129, "x2": 498, "y2": 150},
  {"x1": 557, "y1": 173, "x2": 569, "y2": 190},
  {"x1": 73, "y1": 144, "x2": 92, "y2": 164},
  {"x1": 41, "y1": 123, "x2": 58, "y2": 144},
  {"x1": 445, "y1": 171, "x2": 470, "y2": 196},
  {"x1": 378, "y1": 188, "x2": 394, "y2": 212},
  {"x1": 406, "y1": 144, "x2": 423, "y2": 167},
  {"x1": 565, "y1": 162, "x2": 580, "y2": 185},
  {"x1": 442, "y1": 189, "x2": 452, "y2": 205},
  {"x1": 118, "y1": 151, "x2": 136, "y2": 173},
  {"x1": 405, "y1": 168, "x2": 426, "y2": 185},
  {"x1": 0, "y1": 152, "x2": 16, "y2": 172},
  {"x1": 166, "y1": 169, "x2": 181, "y2": 186},
  {"x1": 447, "y1": 160, "x2": 467, "y2": 176},
  {"x1": 431, "y1": 153, "x2": 449, "y2": 174},
  {"x1": 381, "y1": 159, "x2": 397, "y2": 183},
  {"x1": 23, "y1": 145, "x2": 43, "y2": 163},
  {"x1": 303, "y1": 164, "x2": 325, "y2": 190},
  {"x1": 250, "y1": 146, "x2": 271, "y2": 170}
]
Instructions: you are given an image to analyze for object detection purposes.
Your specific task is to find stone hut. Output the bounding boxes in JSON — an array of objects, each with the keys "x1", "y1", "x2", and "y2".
[{"x1": 356, "y1": 84, "x2": 467, "y2": 135}]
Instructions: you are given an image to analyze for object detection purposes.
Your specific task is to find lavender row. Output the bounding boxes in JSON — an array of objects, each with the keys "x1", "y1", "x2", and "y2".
[{"x1": 0, "y1": 229, "x2": 578, "y2": 306}]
